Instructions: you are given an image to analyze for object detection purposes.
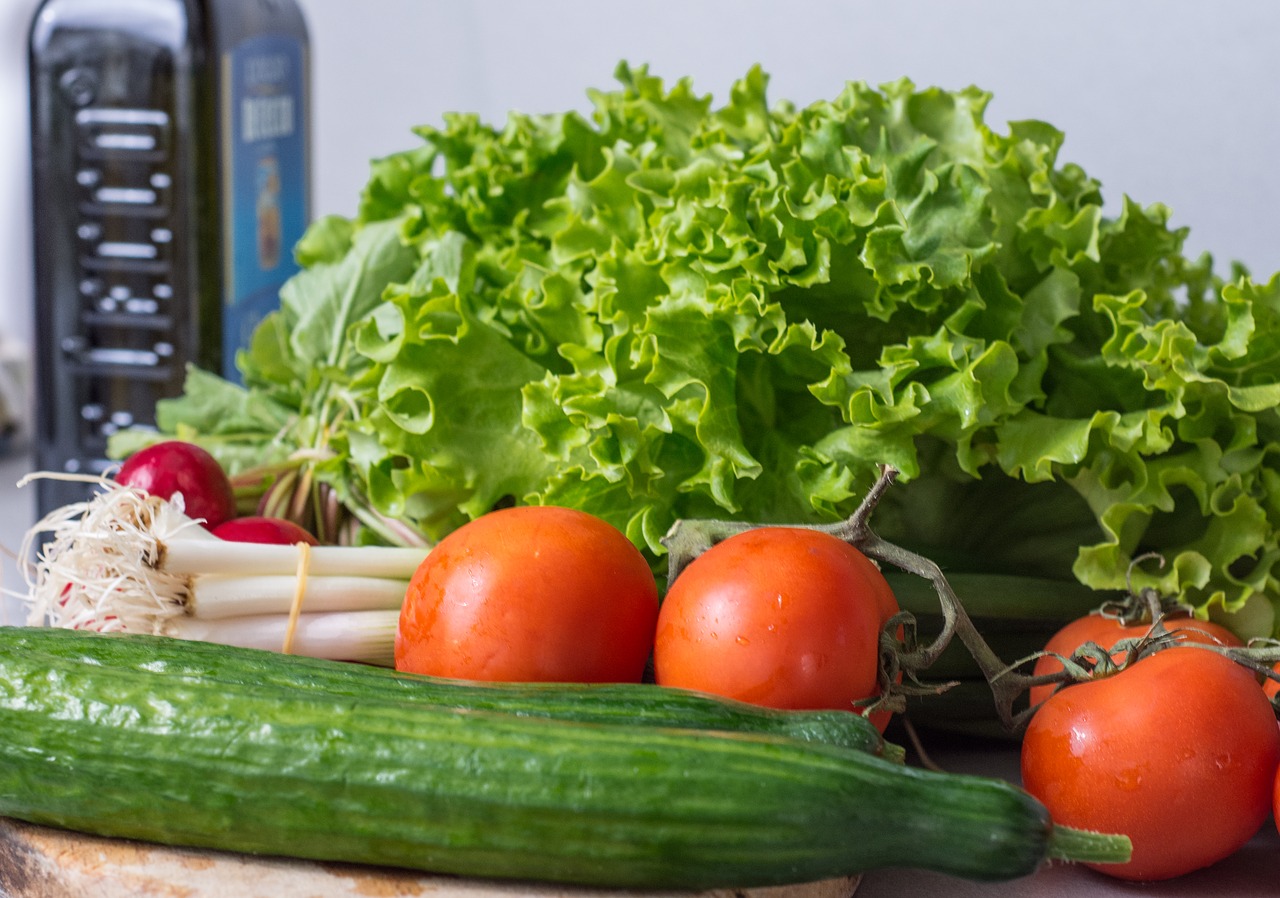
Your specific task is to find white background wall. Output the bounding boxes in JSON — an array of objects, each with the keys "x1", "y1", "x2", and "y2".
[
  {"x1": 306, "y1": 1, "x2": 1280, "y2": 271},
  {"x1": 5, "y1": 1, "x2": 1280, "y2": 352},
  {"x1": 3, "y1": 1, "x2": 1280, "y2": 607}
]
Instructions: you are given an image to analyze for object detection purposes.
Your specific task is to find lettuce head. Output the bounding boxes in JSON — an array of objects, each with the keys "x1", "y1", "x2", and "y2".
[{"x1": 131, "y1": 63, "x2": 1280, "y2": 636}]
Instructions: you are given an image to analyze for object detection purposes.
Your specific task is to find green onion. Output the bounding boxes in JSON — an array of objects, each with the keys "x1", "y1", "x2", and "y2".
[{"x1": 17, "y1": 474, "x2": 425, "y2": 665}]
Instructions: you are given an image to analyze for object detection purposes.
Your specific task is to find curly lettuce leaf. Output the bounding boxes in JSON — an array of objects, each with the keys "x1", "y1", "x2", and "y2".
[{"x1": 124, "y1": 63, "x2": 1280, "y2": 636}]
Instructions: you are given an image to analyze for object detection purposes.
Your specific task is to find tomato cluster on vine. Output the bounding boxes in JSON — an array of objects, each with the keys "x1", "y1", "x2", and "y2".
[{"x1": 1021, "y1": 608, "x2": 1280, "y2": 881}]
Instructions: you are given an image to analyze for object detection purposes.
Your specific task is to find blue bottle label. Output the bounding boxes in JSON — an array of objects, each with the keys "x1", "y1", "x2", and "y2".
[{"x1": 221, "y1": 34, "x2": 309, "y2": 381}]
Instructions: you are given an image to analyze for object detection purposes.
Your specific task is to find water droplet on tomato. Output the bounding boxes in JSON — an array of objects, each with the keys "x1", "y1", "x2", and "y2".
[
  {"x1": 736, "y1": 636, "x2": 750, "y2": 646},
  {"x1": 1115, "y1": 768, "x2": 1143, "y2": 791},
  {"x1": 800, "y1": 653, "x2": 826, "y2": 675}
]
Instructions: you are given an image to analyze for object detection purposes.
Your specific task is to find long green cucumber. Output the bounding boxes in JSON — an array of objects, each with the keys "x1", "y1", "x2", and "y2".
[
  {"x1": 4, "y1": 627, "x2": 885, "y2": 755},
  {"x1": 909, "y1": 615, "x2": 1074, "y2": 680},
  {"x1": 883, "y1": 571, "x2": 1108, "y2": 681},
  {"x1": 883, "y1": 571, "x2": 1105, "y2": 621},
  {"x1": 0, "y1": 627, "x2": 1124, "y2": 888},
  {"x1": 903, "y1": 678, "x2": 1026, "y2": 741}
]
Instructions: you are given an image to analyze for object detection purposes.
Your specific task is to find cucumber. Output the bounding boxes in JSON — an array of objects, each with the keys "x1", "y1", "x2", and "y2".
[
  {"x1": 882, "y1": 571, "x2": 1106, "y2": 621},
  {"x1": 3, "y1": 627, "x2": 885, "y2": 756},
  {"x1": 0, "y1": 626, "x2": 1122, "y2": 889},
  {"x1": 901, "y1": 678, "x2": 1026, "y2": 741},
  {"x1": 910, "y1": 614, "x2": 1075, "y2": 680},
  {"x1": 883, "y1": 570, "x2": 1109, "y2": 683}
]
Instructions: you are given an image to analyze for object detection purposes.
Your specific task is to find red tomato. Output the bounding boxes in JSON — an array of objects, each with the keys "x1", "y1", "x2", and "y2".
[
  {"x1": 1029, "y1": 612, "x2": 1242, "y2": 707},
  {"x1": 212, "y1": 516, "x2": 318, "y2": 546},
  {"x1": 116, "y1": 440, "x2": 237, "y2": 528},
  {"x1": 395, "y1": 506, "x2": 658, "y2": 684},
  {"x1": 1022, "y1": 646, "x2": 1280, "y2": 881},
  {"x1": 1275, "y1": 759, "x2": 1280, "y2": 837},
  {"x1": 1265, "y1": 663, "x2": 1280, "y2": 703},
  {"x1": 861, "y1": 562, "x2": 901, "y2": 733},
  {"x1": 652, "y1": 527, "x2": 893, "y2": 723}
]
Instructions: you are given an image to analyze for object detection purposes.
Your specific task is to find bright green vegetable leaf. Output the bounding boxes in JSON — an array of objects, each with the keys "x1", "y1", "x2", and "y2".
[{"x1": 114, "y1": 64, "x2": 1280, "y2": 635}]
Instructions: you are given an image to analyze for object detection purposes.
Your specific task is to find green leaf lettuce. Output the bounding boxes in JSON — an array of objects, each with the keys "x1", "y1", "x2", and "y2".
[{"x1": 130, "y1": 64, "x2": 1280, "y2": 635}]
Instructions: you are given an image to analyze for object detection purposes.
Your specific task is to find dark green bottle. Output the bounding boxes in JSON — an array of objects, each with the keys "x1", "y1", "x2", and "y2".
[{"x1": 28, "y1": 0, "x2": 311, "y2": 514}]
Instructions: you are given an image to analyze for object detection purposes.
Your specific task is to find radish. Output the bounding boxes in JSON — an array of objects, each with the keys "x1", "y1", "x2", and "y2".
[
  {"x1": 115, "y1": 441, "x2": 237, "y2": 529},
  {"x1": 20, "y1": 475, "x2": 427, "y2": 665},
  {"x1": 18, "y1": 475, "x2": 424, "y2": 665},
  {"x1": 213, "y1": 516, "x2": 319, "y2": 546}
]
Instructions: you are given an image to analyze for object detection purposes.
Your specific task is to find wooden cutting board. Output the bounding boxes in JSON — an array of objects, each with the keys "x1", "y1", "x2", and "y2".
[{"x1": 0, "y1": 816, "x2": 861, "y2": 898}]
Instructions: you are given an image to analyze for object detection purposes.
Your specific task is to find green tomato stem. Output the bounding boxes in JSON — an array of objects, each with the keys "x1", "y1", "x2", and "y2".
[
  {"x1": 1046, "y1": 824, "x2": 1132, "y2": 866},
  {"x1": 662, "y1": 464, "x2": 1079, "y2": 731},
  {"x1": 664, "y1": 464, "x2": 1280, "y2": 732}
]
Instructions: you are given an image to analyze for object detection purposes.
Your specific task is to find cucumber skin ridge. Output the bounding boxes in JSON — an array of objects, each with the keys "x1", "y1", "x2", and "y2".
[
  {"x1": 5, "y1": 627, "x2": 886, "y2": 755},
  {"x1": 0, "y1": 627, "x2": 1053, "y2": 890}
]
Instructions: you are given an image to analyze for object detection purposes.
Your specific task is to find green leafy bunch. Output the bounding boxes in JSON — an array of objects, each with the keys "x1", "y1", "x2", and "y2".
[{"x1": 137, "y1": 63, "x2": 1280, "y2": 633}]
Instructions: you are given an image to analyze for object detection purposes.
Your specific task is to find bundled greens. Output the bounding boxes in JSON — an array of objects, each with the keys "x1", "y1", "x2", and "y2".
[{"x1": 125, "y1": 63, "x2": 1280, "y2": 635}]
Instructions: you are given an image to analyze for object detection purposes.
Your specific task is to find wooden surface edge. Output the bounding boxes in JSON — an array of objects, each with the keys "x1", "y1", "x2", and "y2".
[{"x1": 0, "y1": 815, "x2": 862, "y2": 898}]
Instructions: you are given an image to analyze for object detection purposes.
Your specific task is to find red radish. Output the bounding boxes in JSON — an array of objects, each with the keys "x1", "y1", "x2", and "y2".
[
  {"x1": 212, "y1": 516, "x2": 318, "y2": 546},
  {"x1": 116, "y1": 440, "x2": 237, "y2": 528}
]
